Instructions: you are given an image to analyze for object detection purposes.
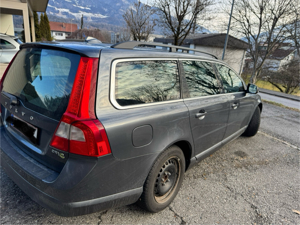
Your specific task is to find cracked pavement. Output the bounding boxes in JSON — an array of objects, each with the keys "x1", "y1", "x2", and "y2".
[{"x1": 1, "y1": 102, "x2": 300, "y2": 224}]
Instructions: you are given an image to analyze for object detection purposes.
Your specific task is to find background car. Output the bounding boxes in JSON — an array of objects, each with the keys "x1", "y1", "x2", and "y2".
[{"x1": 0, "y1": 34, "x2": 22, "y2": 63}]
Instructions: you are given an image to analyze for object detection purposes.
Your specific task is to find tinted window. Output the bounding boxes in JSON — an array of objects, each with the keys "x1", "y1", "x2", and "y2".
[
  {"x1": 215, "y1": 64, "x2": 244, "y2": 93},
  {"x1": 0, "y1": 39, "x2": 16, "y2": 49},
  {"x1": 3, "y1": 48, "x2": 80, "y2": 120},
  {"x1": 115, "y1": 60, "x2": 180, "y2": 106},
  {"x1": 182, "y1": 60, "x2": 220, "y2": 98}
]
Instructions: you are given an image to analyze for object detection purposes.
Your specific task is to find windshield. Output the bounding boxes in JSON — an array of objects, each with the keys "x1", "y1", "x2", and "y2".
[{"x1": 2, "y1": 48, "x2": 80, "y2": 120}]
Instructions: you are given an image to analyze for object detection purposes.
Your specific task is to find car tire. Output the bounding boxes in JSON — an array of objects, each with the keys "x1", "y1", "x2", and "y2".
[
  {"x1": 137, "y1": 145, "x2": 185, "y2": 212},
  {"x1": 243, "y1": 106, "x2": 261, "y2": 137}
]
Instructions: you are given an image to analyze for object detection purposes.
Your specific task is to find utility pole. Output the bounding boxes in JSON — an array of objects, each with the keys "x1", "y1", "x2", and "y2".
[{"x1": 222, "y1": 0, "x2": 235, "y2": 60}]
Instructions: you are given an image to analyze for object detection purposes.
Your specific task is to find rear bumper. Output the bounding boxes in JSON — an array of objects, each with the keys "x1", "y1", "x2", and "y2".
[{"x1": 0, "y1": 126, "x2": 143, "y2": 216}]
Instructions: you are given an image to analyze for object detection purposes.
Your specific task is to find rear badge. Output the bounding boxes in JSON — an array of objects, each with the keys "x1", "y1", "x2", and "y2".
[{"x1": 52, "y1": 149, "x2": 65, "y2": 159}]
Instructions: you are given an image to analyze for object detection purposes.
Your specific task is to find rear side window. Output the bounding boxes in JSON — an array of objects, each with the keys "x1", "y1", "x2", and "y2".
[
  {"x1": 0, "y1": 39, "x2": 16, "y2": 49},
  {"x1": 2, "y1": 48, "x2": 80, "y2": 120},
  {"x1": 215, "y1": 64, "x2": 244, "y2": 93},
  {"x1": 182, "y1": 60, "x2": 220, "y2": 98},
  {"x1": 114, "y1": 60, "x2": 180, "y2": 106}
]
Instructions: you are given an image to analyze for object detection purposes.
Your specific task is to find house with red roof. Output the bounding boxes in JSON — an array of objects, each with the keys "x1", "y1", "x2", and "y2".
[{"x1": 49, "y1": 21, "x2": 78, "y2": 40}]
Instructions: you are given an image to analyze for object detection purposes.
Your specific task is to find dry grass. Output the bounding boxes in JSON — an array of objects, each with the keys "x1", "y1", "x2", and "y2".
[{"x1": 242, "y1": 74, "x2": 300, "y2": 96}]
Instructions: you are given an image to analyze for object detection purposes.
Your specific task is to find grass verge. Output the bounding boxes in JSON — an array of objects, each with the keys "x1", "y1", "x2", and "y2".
[
  {"x1": 262, "y1": 99, "x2": 300, "y2": 112},
  {"x1": 242, "y1": 74, "x2": 300, "y2": 96}
]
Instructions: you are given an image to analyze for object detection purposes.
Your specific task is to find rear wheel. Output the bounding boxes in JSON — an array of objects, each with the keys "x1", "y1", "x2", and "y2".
[
  {"x1": 138, "y1": 145, "x2": 185, "y2": 212},
  {"x1": 243, "y1": 106, "x2": 261, "y2": 137}
]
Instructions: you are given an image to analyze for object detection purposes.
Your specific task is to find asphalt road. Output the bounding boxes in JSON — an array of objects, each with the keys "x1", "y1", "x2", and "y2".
[
  {"x1": 259, "y1": 92, "x2": 300, "y2": 109},
  {"x1": 1, "y1": 102, "x2": 299, "y2": 224}
]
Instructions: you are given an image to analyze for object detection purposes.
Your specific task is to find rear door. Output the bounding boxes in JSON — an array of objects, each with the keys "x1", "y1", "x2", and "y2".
[
  {"x1": 96, "y1": 58, "x2": 193, "y2": 161},
  {"x1": 214, "y1": 63, "x2": 254, "y2": 139},
  {"x1": 0, "y1": 47, "x2": 81, "y2": 171},
  {"x1": 180, "y1": 60, "x2": 229, "y2": 156}
]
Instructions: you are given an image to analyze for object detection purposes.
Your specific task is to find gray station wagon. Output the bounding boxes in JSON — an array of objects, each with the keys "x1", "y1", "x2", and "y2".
[{"x1": 0, "y1": 41, "x2": 262, "y2": 216}]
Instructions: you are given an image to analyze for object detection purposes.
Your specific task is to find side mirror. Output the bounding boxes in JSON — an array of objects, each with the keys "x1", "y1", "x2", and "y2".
[{"x1": 247, "y1": 83, "x2": 258, "y2": 94}]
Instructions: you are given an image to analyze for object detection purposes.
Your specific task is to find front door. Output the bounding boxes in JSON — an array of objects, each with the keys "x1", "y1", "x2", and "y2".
[
  {"x1": 180, "y1": 60, "x2": 229, "y2": 156},
  {"x1": 214, "y1": 63, "x2": 254, "y2": 138}
]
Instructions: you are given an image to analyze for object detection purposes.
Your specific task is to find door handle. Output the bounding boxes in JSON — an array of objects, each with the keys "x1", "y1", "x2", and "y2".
[
  {"x1": 196, "y1": 111, "x2": 207, "y2": 120},
  {"x1": 232, "y1": 103, "x2": 238, "y2": 109}
]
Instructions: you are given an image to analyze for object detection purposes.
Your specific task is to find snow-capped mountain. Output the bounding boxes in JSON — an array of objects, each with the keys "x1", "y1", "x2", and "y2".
[
  {"x1": 47, "y1": 0, "x2": 136, "y2": 26},
  {"x1": 46, "y1": 0, "x2": 214, "y2": 34}
]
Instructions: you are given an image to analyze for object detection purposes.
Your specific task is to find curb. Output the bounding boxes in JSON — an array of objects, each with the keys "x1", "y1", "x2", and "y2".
[{"x1": 259, "y1": 88, "x2": 300, "y2": 102}]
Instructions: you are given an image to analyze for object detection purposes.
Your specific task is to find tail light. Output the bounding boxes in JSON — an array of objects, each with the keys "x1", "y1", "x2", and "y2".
[{"x1": 50, "y1": 57, "x2": 111, "y2": 157}]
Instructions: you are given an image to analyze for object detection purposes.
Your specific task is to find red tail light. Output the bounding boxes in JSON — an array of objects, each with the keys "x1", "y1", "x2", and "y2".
[{"x1": 50, "y1": 57, "x2": 111, "y2": 157}]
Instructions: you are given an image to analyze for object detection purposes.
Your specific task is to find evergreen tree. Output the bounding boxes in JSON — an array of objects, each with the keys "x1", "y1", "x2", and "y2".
[
  {"x1": 81, "y1": 14, "x2": 84, "y2": 29},
  {"x1": 44, "y1": 13, "x2": 52, "y2": 41},
  {"x1": 40, "y1": 13, "x2": 46, "y2": 40},
  {"x1": 33, "y1": 11, "x2": 41, "y2": 41}
]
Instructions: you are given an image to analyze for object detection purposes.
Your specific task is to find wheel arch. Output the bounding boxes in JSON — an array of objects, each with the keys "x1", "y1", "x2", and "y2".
[
  {"x1": 173, "y1": 140, "x2": 193, "y2": 171},
  {"x1": 258, "y1": 103, "x2": 263, "y2": 113}
]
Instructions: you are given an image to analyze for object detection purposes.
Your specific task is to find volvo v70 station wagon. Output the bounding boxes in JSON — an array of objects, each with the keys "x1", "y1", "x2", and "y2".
[{"x1": 0, "y1": 41, "x2": 262, "y2": 216}]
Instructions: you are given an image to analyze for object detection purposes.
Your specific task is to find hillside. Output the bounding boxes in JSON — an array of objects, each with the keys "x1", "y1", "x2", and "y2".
[
  {"x1": 47, "y1": 0, "x2": 136, "y2": 26},
  {"x1": 14, "y1": 0, "x2": 213, "y2": 35}
]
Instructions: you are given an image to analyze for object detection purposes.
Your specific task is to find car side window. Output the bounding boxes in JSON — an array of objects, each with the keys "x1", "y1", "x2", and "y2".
[
  {"x1": 215, "y1": 64, "x2": 244, "y2": 93},
  {"x1": 115, "y1": 60, "x2": 180, "y2": 106},
  {"x1": 182, "y1": 60, "x2": 220, "y2": 98},
  {"x1": 0, "y1": 39, "x2": 16, "y2": 49}
]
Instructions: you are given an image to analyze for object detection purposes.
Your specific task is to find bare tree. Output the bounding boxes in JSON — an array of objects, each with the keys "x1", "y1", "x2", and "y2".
[
  {"x1": 285, "y1": 3, "x2": 300, "y2": 55},
  {"x1": 117, "y1": 27, "x2": 132, "y2": 42},
  {"x1": 68, "y1": 29, "x2": 105, "y2": 41},
  {"x1": 226, "y1": 0, "x2": 295, "y2": 84},
  {"x1": 123, "y1": 1, "x2": 156, "y2": 41},
  {"x1": 101, "y1": 30, "x2": 111, "y2": 43},
  {"x1": 265, "y1": 58, "x2": 300, "y2": 94},
  {"x1": 154, "y1": 0, "x2": 213, "y2": 46}
]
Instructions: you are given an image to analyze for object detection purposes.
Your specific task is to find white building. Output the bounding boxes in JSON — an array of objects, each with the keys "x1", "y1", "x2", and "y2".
[
  {"x1": 263, "y1": 48, "x2": 297, "y2": 71},
  {"x1": 0, "y1": 0, "x2": 48, "y2": 43},
  {"x1": 49, "y1": 21, "x2": 78, "y2": 40},
  {"x1": 154, "y1": 33, "x2": 249, "y2": 74},
  {"x1": 244, "y1": 44, "x2": 297, "y2": 72}
]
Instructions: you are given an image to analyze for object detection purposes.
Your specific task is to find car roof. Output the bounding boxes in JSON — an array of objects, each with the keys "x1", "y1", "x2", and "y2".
[
  {"x1": 0, "y1": 34, "x2": 18, "y2": 39},
  {"x1": 21, "y1": 41, "x2": 221, "y2": 61}
]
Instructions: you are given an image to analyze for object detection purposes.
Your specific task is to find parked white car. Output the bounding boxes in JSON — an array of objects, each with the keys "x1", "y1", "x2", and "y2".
[{"x1": 0, "y1": 34, "x2": 22, "y2": 63}]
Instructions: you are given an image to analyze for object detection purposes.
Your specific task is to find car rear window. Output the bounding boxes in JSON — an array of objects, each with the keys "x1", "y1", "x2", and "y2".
[
  {"x1": 2, "y1": 48, "x2": 80, "y2": 120},
  {"x1": 114, "y1": 60, "x2": 180, "y2": 107}
]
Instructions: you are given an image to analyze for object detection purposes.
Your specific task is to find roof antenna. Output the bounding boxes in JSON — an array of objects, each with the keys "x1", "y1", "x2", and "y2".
[{"x1": 4, "y1": 25, "x2": 11, "y2": 35}]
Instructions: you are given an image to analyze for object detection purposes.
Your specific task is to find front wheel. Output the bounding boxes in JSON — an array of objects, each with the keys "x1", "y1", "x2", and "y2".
[
  {"x1": 137, "y1": 145, "x2": 185, "y2": 212},
  {"x1": 243, "y1": 106, "x2": 261, "y2": 137}
]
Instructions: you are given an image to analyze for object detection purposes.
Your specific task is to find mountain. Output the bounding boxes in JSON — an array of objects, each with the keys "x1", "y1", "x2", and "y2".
[
  {"x1": 44, "y1": 0, "x2": 214, "y2": 34},
  {"x1": 47, "y1": 0, "x2": 136, "y2": 26}
]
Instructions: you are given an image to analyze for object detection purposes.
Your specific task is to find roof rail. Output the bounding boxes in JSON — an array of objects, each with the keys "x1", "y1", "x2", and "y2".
[{"x1": 111, "y1": 41, "x2": 218, "y2": 59}]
